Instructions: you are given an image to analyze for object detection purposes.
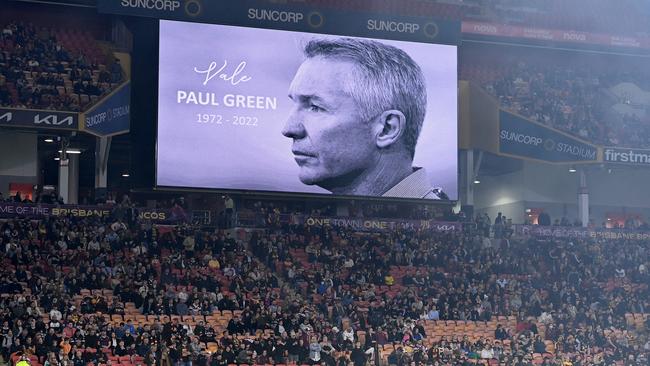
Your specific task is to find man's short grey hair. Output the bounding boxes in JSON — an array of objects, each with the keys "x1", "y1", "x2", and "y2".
[{"x1": 304, "y1": 37, "x2": 427, "y2": 158}]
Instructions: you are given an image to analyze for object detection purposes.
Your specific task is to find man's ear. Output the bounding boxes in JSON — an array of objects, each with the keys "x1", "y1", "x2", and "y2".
[{"x1": 373, "y1": 110, "x2": 406, "y2": 149}]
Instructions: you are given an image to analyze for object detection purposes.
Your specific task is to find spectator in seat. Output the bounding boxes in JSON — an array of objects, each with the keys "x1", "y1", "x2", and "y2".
[
  {"x1": 81, "y1": 69, "x2": 92, "y2": 82},
  {"x1": 175, "y1": 300, "x2": 188, "y2": 316},
  {"x1": 534, "y1": 335, "x2": 547, "y2": 354},
  {"x1": 235, "y1": 343, "x2": 251, "y2": 365},
  {"x1": 494, "y1": 324, "x2": 508, "y2": 340},
  {"x1": 111, "y1": 59, "x2": 123, "y2": 83},
  {"x1": 98, "y1": 69, "x2": 111, "y2": 83},
  {"x1": 256, "y1": 349, "x2": 270, "y2": 365},
  {"x1": 86, "y1": 82, "x2": 101, "y2": 96},
  {"x1": 384, "y1": 272, "x2": 395, "y2": 286},
  {"x1": 73, "y1": 80, "x2": 84, "y2": 95},
  {"x1": 350, "y1": 342, "x2": 367, "y2": 366},
  {"x1": 387, "y1": 347, "x2": 403, "y2": 366},
  {"x1": 480, "y1": 341, "x2": 495, "y2": 359},
  {"x1": 341, "y1": 326, "x2": 355, "y2": 350},
  {"x1": 309, "y1": 336, "x2": 322, "y2": 364}
]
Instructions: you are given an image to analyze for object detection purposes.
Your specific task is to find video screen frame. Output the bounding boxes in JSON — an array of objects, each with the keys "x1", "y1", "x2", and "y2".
[{"x1": 155, "y1": 19, "x2": 459, "y2": 201}]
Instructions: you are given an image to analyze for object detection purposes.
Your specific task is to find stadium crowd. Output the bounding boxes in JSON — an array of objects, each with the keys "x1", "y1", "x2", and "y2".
[
  {"x1": 476, "y1": 60, "x2": 650, "y2": 148},
  {"x1": 252, "y1": 223, "x2": 650, "y2": 364},
  {"x1": 0, "y1": 206, "x2": 648, "y2": 366},
  {"x1": 2, "y1": 1, "x2": 650, "y2": 365},
  {"x1": 0, "y1": 22, "x2": 123, "y2": 111}
]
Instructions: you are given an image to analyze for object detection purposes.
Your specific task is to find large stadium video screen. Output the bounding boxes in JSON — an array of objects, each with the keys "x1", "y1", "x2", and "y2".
[{"x1": 156, "y1": 20, "x2": 458, "y2": 200}]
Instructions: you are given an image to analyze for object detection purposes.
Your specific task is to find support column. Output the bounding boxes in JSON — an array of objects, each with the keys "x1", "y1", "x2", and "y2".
[
  {"x1": 58, "y1": 153, "x2": 78, "y2": 204},
  {"x1": 58, "y1": 157, "x2": 69, "y2": 204},
  {"x1": 460, "y1": 150, "x2": 482, "y2": 218},
  {"x1": 578, "y1": 169, "x2": 589, "y2": 227},
  {"x1": 460, "y1": 149, "x2": 474, "y2": 207},
  {"x1": 68, "y1": 154, "x2": 79, "y2": 204},
  {"x1": 95, "y1": 136, "x2": 112, "y2": 201},
  {"x1": 57, "y1": 135, "x2": 80, "y2": 204}
]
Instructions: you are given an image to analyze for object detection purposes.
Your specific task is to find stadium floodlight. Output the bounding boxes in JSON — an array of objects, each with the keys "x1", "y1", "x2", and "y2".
[{"x1": 58, "y1": 149, "x2": 82, "y2": 154}]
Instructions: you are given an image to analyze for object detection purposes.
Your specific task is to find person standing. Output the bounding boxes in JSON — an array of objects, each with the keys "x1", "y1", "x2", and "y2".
[{"x1": 223, "y1": 195, "x2": 234, "y2": 228}]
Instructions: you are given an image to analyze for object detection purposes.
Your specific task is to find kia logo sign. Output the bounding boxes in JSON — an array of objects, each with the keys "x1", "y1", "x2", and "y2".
[
  {"x1": 434, "y1": 224, "x2": 458, "y2": 231},
  {"x1": 34, "y1": 114, "x2": 74, "y2": 126},
  {"x1": 0, "y1": 111, "x2": 11, "y2": 123},
  {"x1": 0, "y1": 108, "x2": 78, "y2": 130}
]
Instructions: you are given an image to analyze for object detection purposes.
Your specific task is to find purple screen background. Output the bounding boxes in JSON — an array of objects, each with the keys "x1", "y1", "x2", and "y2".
[{"x1": 157, "y1": 20, "x2": 458, "y2": 199}]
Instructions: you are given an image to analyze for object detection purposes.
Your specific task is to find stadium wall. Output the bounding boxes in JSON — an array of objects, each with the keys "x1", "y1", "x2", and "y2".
[
  {"x1": 588, "y1": 167, "x2": 650, "y2": 221},
  {"x1": 474, "y1": 169, "x2": 523, "y2": 222},
  {"x1": 475, "y1": 161, "x2": 580, "y2": 223},
  {"x1": 475, "y1": 160, "x2": 650, "y2": 224},
  {"x1": 0, "y1": 131, "x2": 38, "y2": 197}
]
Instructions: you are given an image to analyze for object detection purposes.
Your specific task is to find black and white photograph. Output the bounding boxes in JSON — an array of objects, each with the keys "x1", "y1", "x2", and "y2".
[{"x1": 156, "y1": 20, "x2": 458, "y2": 199}]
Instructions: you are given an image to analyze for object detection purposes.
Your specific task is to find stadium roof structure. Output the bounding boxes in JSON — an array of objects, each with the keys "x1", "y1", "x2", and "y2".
[{"x1": 12, "y1": 0, "x2": 96, "y2": 7}]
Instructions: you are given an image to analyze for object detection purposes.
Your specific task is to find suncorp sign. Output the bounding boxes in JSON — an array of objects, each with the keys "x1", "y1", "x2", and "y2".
[
  {"x1": 101, "y1": 0, "x2": 202, "y2": 18},
  {"x1": 120, "y1": 0, "x2": 182, "y2": 12},
  {"x1": 500, "y1": 130, "x2": 542, "y2": 146},
  {"x1": 98, "y1": 0, "x2": 460, "y2": 45}
]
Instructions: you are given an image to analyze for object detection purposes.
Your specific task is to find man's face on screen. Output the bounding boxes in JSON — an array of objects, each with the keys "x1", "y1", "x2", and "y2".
[{"x1": 282, "y1": 57, "x2": 378, "y2": 189}]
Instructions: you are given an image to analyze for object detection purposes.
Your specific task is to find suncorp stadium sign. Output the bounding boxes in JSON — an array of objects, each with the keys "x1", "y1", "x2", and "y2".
[
  {"x1": 499, "y1": 110, "x2": 598, "y2": 163},
  {"x1": 82, "y1": 82, "x2": 131, "y2": 137}
]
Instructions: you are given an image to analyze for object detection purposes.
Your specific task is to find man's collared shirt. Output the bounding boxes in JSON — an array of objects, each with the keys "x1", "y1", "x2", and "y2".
[{"x1": 382, "y1": 167, "x2": 445, "y2": 199}]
